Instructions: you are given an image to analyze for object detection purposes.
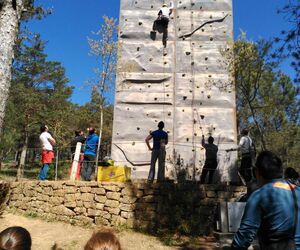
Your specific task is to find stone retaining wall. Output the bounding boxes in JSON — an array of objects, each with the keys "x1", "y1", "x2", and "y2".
[
  {"x1": 0, "y1": 181, "x2": 10, "y2": 214},
  {"x1": 3, "y1": 181, "x2": 246, "y2": 234}
]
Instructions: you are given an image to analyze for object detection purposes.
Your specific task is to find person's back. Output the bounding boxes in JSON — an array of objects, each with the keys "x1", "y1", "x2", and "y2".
[
  {"x1": 232, "y1": 151, "x2": 300, "y2": 250},
  {"x1": 203, "y1": 143, "x2": 218, "y2": 160},
  {"x1": 151, "y1": 129, "x2": 168, "y2": 150},
  {"x1": 84, "y1": 132, "x2": 99, "y2": 156}
]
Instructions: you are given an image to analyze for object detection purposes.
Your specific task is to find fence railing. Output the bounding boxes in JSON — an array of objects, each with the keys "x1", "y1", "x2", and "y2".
[{"x1": 0, "y1": 143, "x2": 111, "y2": 181}]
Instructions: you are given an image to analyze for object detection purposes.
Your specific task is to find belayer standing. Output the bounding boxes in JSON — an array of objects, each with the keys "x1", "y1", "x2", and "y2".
[
  {"x1": 38, "y1": 125, "x2": 56, "y2": 180},
  {"x1": 152, "y1": 2, "x2": 174, "y2": 47},
  {"x1": 226, "y1": 129, "x2": 255, "y2": 183},
  {"x1": 81, "y1": 127, "x2": 99, "y2": 181},
  {"x1": 145, "y1": 121, "x2": 168, "y2": 183},
  {"x1": 200, "y1": 135, "x2": 218, "y2": 184}
]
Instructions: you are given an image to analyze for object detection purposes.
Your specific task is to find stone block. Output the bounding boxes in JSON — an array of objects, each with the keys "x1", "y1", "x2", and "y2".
[
  {"x1": 49, "y1": 197, "x2": 64, "y2": 206},
  {"x1": 83, "y1": 202, "x2": 96, "y2": 209},
  {"x1": 105, "y1": 200, "x2": 119, "y2": 208},
  {"x1": 111, "y1": 215, "x2": 127, "y2": 226},
  {"x1": 64, "y1": 202, "x2": 77, "y2": 208},
  {"x1": 96, "y1": 203, "x2": 104, "y2": 210},
  {"x1": 121, "y1": 187, "x2": 134, "y2": 196},
  {"x1": 99, "y1": 211, "x2": 111, "y2": 220},
  {"x1": 95, "y1": 217, "x2": 110, "y2": 226},
  {"x1": 65, "y1": 181, "x2": 76, "y2": 186},
  {"x1": 104, "y1": 207, "x2": 120, "y2": 215},
  {"x1": 74, "y1": 216, "x2": 94, "y2": 226},
  {"x1": 64, "y1": 194, "x2": 76, "y2": 203},
  {"x1": 120, "y1": 196, "x2": 137, "y2": 204},
  {"x1": 87, "y1": 208, "x2": 101, "y2": 216},
  {"x1": 106, "y1": 192, "x2": 121, "y2": 201},
  {"x1": 74, "y1": 207, "x2": 86, "y2": 215},
  {"x1": 76, "y1": 200, "x2": 83, "y2": 207},
  {"x1": 102, "y1": 185, "x2": 121, "y2": 192},
  {"x1": 54, "y1": 189, "x2": 65, "y2": 197},
  {"x1": 95, "y1": 195, "x2": 107, "y2": 203},
  {"x1": 121, "y1": 211, "x2": 135, "y2": 219},
  {"x1": 120, "y1": 203, "x2": 136, "y2": 212},
  {"x1": 91, "y1": 188, "x2": 106, "y2": 195},
  {"x1": 80, "y1": 193, "x2": 94, "y2": 202},
  {"x1": 51, "y1": 205, "x2": 75, "y2": 216},
  {"x1": 80, "y1": 187, "x2": 92, "y2": 193},
  {"x1": 64, "y1": 187, "x2": 78, "y2": 194}
]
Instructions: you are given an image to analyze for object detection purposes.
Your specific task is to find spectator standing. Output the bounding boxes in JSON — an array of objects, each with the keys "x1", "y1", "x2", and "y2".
[
  {"x1": 70, "y1": 129, "x2": 86, "y2": 154},
  {"x1": 200, "y1": 135, "x2": 218, "y2": 184},
  {"x1": 145, "y1": 121, "x2": 168, "y2": 183},
  {"x1": 81, "y1": 127, "x2": 99, "y2": 181},
  {"x1": 227, "y1": 129, "x2": 255, "y2": 183},
  {"x1": 38, "y1": 125, "x2": 56, "y2": 180},
  {"x1": 232, "y1": 151, "x2": 300, "y2": 249},
  {"x1": 285, "y1": 167, "x2": 300, "y2": 186}
]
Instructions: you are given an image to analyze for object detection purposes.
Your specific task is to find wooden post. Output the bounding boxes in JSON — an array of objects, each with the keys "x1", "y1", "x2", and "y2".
[{"x1": 70, "y1": 142, "x2": 82, "y2": 181}]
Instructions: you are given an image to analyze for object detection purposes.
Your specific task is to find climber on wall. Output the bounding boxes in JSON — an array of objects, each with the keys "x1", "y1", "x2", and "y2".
[{"x1": 151, "y1": 1, "x2": 174, "y2": 48}]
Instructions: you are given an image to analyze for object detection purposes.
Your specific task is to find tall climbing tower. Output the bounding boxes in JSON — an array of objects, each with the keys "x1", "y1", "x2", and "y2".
[{"x1": 112, "y1": 0, "x2": 238, "y2": 182}]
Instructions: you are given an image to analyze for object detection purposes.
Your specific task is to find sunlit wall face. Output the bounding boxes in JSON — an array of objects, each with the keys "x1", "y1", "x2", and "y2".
[{"x1": 112, "y1": 0, "x2": 238, "y2": 182}]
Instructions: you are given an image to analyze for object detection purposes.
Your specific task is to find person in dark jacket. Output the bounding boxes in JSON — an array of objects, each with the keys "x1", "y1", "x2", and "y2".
[
  {"x1": 70, "y1": 129, "x2": 86, "y2": 154},
  {"x1": 81, "y1": 127, "x2": 99, "y2": 181},
  {"x1": 232, "y1": 151, "x2": 300, "y2": 250},
  {"x1": 200, "y1": 135, "x2": 218, "y2": 184}
]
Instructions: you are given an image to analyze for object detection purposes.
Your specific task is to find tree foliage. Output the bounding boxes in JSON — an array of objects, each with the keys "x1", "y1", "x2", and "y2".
[
  {"x1": 276, "y1": 0, "x2": 300, "y2": 83},
  {"x1": 87, "y1": 15, "x2": 118, "y2": 162},
  {"x1": 228, "y1": 37, "x2": 300, "y2": 169}
]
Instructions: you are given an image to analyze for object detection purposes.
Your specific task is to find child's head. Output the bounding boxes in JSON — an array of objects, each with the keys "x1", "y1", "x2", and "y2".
[
  {"x1": 84, "y1": 229, "x2": 121, "y2": 250},
  {"x1": 0, "y1": 226, "x2": 32, "y2": 250}
]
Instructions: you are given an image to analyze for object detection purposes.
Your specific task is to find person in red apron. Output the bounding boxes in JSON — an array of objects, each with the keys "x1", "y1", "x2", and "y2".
[{"x1": 38, "y1": 125, "x2": 56, "y2": 180}]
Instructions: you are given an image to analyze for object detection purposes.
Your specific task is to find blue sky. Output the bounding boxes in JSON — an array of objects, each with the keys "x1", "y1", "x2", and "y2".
[{"x1": 27, "y1": 0, "x2": 291, "y2": 105}]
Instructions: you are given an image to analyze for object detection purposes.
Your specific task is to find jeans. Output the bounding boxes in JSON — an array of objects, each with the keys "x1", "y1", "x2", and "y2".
[
  {"x1": 240, "y1": 154, "x2": 252, "y2": 182},
  {"x1": 81, "y1": 154, "x2": 96, "y2": 181},
  {"x1": 38, "y1": 164, "x2": 49, "y2": 180},
  {"x1": 148, "y1": 149, "x2": 166, "y2": 182}
]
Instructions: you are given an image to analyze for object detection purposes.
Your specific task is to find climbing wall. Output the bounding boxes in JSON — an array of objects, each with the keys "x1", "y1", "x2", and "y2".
[{"x1": 112, "y1": 0, "x2": 238, "y2": 182}]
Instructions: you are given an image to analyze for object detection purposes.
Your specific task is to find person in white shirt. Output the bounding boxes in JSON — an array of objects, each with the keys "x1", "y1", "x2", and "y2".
[
  {"x1": 152, "y1": 2, "x2": 174, "y2": 47},
  {"x1": 38, "y1": 125, "x2": 56, "y2": 180},
  {"x1": 226, "y1": 129, "x2": 255, "y2": 183}
]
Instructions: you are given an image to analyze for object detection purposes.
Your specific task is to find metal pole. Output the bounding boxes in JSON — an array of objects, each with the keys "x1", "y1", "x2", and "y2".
[{"x1": 55, "y1": 148, "x2": 59, "y2": 181}]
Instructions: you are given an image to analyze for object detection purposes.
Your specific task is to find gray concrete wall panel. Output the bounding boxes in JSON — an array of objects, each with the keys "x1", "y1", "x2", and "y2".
[{"x1": 112, "y1": 0, "x2": 238, "y2": 182}]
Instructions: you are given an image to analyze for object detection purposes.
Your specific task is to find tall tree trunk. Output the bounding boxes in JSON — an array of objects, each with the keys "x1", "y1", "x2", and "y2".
[
  {"x1": 17, "y1": 126, "x2": 28, "y2": 180},
  {"x1": 0, "y1": 0, "x2": 23, "y2": 133},
  {"x1": 95, "y1": 102, "x2": 103, "y2": 180}
]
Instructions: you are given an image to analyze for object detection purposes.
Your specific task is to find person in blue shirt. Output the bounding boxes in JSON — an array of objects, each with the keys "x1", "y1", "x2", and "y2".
[
  {"x1": 145, "y1": 121, "x2": 168, "y2": 183},
  {"x1": 81, "y1": 127, "x2": 99, "y2": 181},
  {"x1": 232, "y1": 151, "x2": 300, "y2": 250}
]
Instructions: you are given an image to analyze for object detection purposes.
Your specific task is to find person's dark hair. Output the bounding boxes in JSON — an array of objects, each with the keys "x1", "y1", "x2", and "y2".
[
  {"x1": 158, "y1": 121, "x2": 164, "y2": 129},
  {"x1": 0, "y1": 226, "x2": 32, "y2": 250},
  {"x1": 84, "y1": 230, "x2": 121, "y2": 250},
  {"x1": 255, "y1": 151, "x2": 283, "y2": 180},
  {"x1": 75, "y1": 130, "x2": 82, "y2": 137},
  {"x1": 89, "y1": 127, "x2": 95, "y2": 134},
  {"x1": 241, "y1": 129, "x2": 249, "y2": 136},
  {"x1": 208, "y1": 136, "x2": 214, "y2": 144},
  {"x1": 40, "y1": 125, "x2": 48, "y2": 133},
  {"x1": 284, "y1": 167, "x2": 299, "y2": 179}
]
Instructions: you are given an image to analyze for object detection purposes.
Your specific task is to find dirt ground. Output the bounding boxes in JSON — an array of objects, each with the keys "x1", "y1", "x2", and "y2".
[
  {"x1": 0, "y1": 212, "x2": 223, "y2": 250},
  {"x1": 0, "y1": 212, "x2": 180, "y2": 250}
]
